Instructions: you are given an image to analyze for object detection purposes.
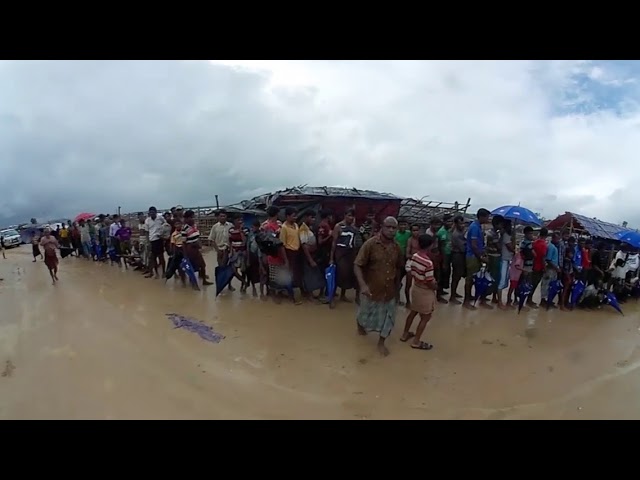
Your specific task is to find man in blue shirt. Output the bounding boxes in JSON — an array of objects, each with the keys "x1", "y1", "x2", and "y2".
[
  {"x1": 540, "y1": 232, "x2": 561, "y2": 308},
  {"x1": 463, "y1": 208, "x2": 492, "y2": 310}
]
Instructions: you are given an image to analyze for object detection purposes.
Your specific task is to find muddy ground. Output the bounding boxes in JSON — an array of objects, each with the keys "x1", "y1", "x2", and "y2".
[{"x1": 1, "y1": 246, "x2": 639, "y2": 419}]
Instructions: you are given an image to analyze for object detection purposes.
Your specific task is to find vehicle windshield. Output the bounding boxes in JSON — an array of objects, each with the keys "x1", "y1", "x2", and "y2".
[{"x1": 1, "y1": 229, "x2": 19, "y2": 237}]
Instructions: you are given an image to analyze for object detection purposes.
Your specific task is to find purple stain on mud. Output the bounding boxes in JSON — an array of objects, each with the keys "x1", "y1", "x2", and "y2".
[{"x1": 165, "y1": 314, "x2": 225, "y2": 344}]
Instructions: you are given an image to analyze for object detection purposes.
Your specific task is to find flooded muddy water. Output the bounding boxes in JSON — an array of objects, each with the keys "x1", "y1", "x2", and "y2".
[{"x1": 1, "y1": 246, "x2": 639, "y2": 419}]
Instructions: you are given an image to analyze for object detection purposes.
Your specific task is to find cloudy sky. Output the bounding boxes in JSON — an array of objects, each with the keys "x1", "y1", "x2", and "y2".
[{"x1": 1, "y1": 60, "x2": 638, "y2": 227}]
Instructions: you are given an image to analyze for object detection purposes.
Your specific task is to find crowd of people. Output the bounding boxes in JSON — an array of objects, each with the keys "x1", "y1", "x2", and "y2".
[{"x1": 25, "y1": 204, "x2": 640, "y2": 356}]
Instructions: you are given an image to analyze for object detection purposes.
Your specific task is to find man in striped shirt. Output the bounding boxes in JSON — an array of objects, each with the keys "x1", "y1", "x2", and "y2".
[{"x1": 401, "y1": 234, "x2": 438, "y2": 351}]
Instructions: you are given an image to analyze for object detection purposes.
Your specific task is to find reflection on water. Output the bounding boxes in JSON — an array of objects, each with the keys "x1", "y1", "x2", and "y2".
[{"x1": 0, "y1": 247, "x2": 639, "y2": 419}]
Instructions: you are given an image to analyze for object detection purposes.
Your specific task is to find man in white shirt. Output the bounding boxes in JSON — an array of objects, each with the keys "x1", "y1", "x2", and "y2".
[
  {"x1": 208, "y1": 209, "x2": 232, "y2": 267},
  {"x1": 145, "y1": 206, "x2": 167, "y2": 279},
  {"x1": 109, "y1": 214, "x2": 122, "y2": 257}
]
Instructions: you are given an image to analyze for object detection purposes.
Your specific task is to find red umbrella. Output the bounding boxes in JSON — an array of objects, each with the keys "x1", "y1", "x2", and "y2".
[{"x1": 74, "y1": 212, "x2": 96, "y2": 223}]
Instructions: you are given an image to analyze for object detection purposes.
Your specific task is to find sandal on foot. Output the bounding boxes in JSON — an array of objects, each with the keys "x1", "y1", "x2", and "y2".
[
  {"x1": 400, "y1": 332, "x2": 416, "y2": 342},
  {"x1": 411, "y1": 341, "x2": 433, "y2": 350}
]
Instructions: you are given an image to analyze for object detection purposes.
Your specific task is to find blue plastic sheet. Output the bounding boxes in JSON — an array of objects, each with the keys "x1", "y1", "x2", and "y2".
[{"x1": 165, "y1": 313, "x2": 225, "y2": 343}]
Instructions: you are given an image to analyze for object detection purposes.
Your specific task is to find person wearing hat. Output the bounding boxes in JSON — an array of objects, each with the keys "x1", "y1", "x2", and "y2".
[{"x1": 144, "y1": 206, "x2": 168, "y2": 279}]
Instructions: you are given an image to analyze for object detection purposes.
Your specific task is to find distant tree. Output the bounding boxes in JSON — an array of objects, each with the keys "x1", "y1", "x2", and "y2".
[
  {"x1": 30, "y1": 218, "x2": 37, "y2": 225},
  {"x1": 622, "y1": 221, "x2": 628, "y2": 228}
]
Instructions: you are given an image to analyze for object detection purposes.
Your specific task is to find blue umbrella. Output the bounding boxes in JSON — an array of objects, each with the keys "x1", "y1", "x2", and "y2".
[
  {"x1": 615, "y1": 230, "x2": 640, "y2": 249},
  {"x1": 473, "y1": 264, "x2": 494, "y2": 305},
  {"x1": 180, "y1": 257, "x2": 200, "y2": 289},
  {"x1": 491, "y1": 205, "x2": 542, "y2": 227},
  {"x1": 325, "y1": 264, "x2": 337, "y2": 304},
  {"x1": 546, "y1": 278, "x2": 563, "y2": 310},
  {"x1": 603, "y1": 291, "x2": 624, "y2": 315},
  {"x1": 517, "y1": 280, "x2": 533, "y2": 314},
  {"x1": 570, "y1": 279, "x2": 586, "y2": 307},
  {"x1": 213, "y1": 252, "x2": 239, "y2": 296}
]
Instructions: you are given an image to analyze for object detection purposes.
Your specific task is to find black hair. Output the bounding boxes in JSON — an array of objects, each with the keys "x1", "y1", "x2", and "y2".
[
  {"x1": 252, "y1": 219, "x2": 261, "y2": 228},
  {"x1": 539, "y1": 227, "x2": 548, "y2": 237},
  {"x1": 148, "y1": 206, "x2": 157, "y2": 212},
  {"x1": 301, "y1": 210, "x2": 315, "y2": 219},
  {"x1": 285, "y1": 207, "x2": 297, "y2": 217},
  {"x1": 418, "y1": 234, "x2": 434, "y2": 250},
  {"x1": 523, "y1": 226, "x2": 533, "y2": 234},
  {"x1": 477, "y1": 208, "x2": 491, "y2": 219},
  {"x1": 492, "y1": 215, "x2": 504, "y2": 227},
  {"x1": 217, "y1": 209, "x2": 227, "y2": 216},
  {"x1": 345, "y1": 208, "x2": 356, "y2": 216},
  {"x1": 183, "y1": 210, "x2": 195, "y2": 219},
  {"x1": 568, "y1": 236, "x2": 576, "y2": 243},
  {"x1": 398, "y1": 218, "x2": 408, "y2": 224},
  {"x1": 442, "y1": 214, "x2": 453, "y2": 222},
  {"x1": 411, "y1": 223, "x2": 420, "y2": 230},
  {"x1": 453, "y1": 215, "x2": 464, "y2": 224},
  {"x1": 430, "y1": 217, "x2": 442, "y2": 225},
  {"x1": 267, "y1": 206, "x2": 279, "y2": 218}
]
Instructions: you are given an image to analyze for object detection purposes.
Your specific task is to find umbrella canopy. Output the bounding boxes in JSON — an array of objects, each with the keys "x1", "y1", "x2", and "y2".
[
  {"x1": 491, "y1": 206, "x2": 542, "y2": 226},
  {"x1": 180, "y1": 258, "x2": 200, "y2": 289},
  {"x1": 516, "y1": 280, "x2": 533, "y2": 314},
  {"x1": 615, "y1": 230, "x2": 640, "y2": 249},
  {"x1": 214, "y1": 264, "x2": 235, "y2": 296},
  {"x1": 570, "y1": 279, "x2": 586, "y2": 307},
  {"x1": 603, "y1": 291, "x2": 624, "y2": 315},
  {"x1": 472, "y1": 265, "x2": 494, "y2": 305},
  {"x1": 546, "y1": 279, "x2": 563, "y2": 310},
  {"x1": 325, "y1": 264, "x2": 337, "y2": 304},
  {"x1": 74, "y1": 212, "x2": 96, "y2": 223}
]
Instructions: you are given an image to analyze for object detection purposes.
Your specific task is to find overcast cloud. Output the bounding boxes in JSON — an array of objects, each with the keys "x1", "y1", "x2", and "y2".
[{"x1": 1, "y1": 60, "x2": 639, "y2": 227}]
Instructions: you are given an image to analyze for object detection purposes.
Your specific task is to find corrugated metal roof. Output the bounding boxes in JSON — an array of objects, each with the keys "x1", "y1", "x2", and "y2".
[
  {"x1": 547, "y1": 211, "x2": 631, "y2": 241},
  {"x1": 243, "y1": 185, "x2": 404, "y2": 209},
  {"x1": 274, "y1": 185, "x2": 403, "y2": 200},
  {"x1": 398, "y1": 198, "x2": 470, "y2": 226}
]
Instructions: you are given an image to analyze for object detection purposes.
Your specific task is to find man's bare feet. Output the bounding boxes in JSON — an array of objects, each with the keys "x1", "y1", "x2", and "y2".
[
  {"x1": 450, "y1": 298, "x2": 462, "y2": 305},
  {"x1": 377, "y1": 343, "x2": 390, "y2": 357},
  {"x1": 341, "y1": 296, "x2": 352, "y2": 303},
  {"x1": 463, "y1": 302, "x2": 477, "y2": 310},
  {"x1": 228, "y1": 285, "x2": 236, "y2": 292},
  {"x1": 526, "y1": 301, "x2": 539, "y2": 309},
  {"x1": 252, "y1": 289, "x2": 258, "y2": 297},
  {"x1": 357, "y1": 323, "x2": 367, "y2": 336},
  {"x1": 437, "y1": 297, "x2": 448, "y2": 304}
]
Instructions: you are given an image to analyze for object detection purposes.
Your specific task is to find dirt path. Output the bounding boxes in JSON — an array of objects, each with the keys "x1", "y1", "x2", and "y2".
[{"x1": 1, "y1": 247, "x2": 639, "y2": 419}]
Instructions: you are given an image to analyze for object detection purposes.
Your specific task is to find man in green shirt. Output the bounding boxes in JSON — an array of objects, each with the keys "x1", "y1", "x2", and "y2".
[
  {"x1": 436, "y1": 214, "x2": 453, "y2": 299},
  {"x1": 395, "y1": 219, "x2": 411, "y2": 256},
  {"x1": 395, "y1": 219, "x2": 412, "y2": 305}
]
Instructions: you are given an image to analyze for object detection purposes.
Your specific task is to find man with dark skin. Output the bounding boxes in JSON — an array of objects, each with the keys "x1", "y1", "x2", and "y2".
[
  {"x1": 330, "y1": 209, "x2": 360, "y2": 307},
  {"x1": 449, "y1": 215, "x2": 466, "y2": 304},
  {"x1": 354, "y1": 217, "x2": 405, "y2": 357},
  {"x1": 436, "y1": 214, "x2": 454, "y2": 299},
  {"x1": 463, "y1": 208, "x2": 492, "y2": 310}
]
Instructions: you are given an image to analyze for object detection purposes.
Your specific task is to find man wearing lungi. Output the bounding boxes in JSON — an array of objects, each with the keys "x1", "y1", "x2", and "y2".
[{"x1": 354, "y1": 217, "x2": 405, "y2": 357}]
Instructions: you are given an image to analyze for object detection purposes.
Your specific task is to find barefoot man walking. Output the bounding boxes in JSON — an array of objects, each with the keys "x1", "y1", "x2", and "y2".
[{"x1": 354, "y1": 217, "x2": 405, "y2": 357}]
